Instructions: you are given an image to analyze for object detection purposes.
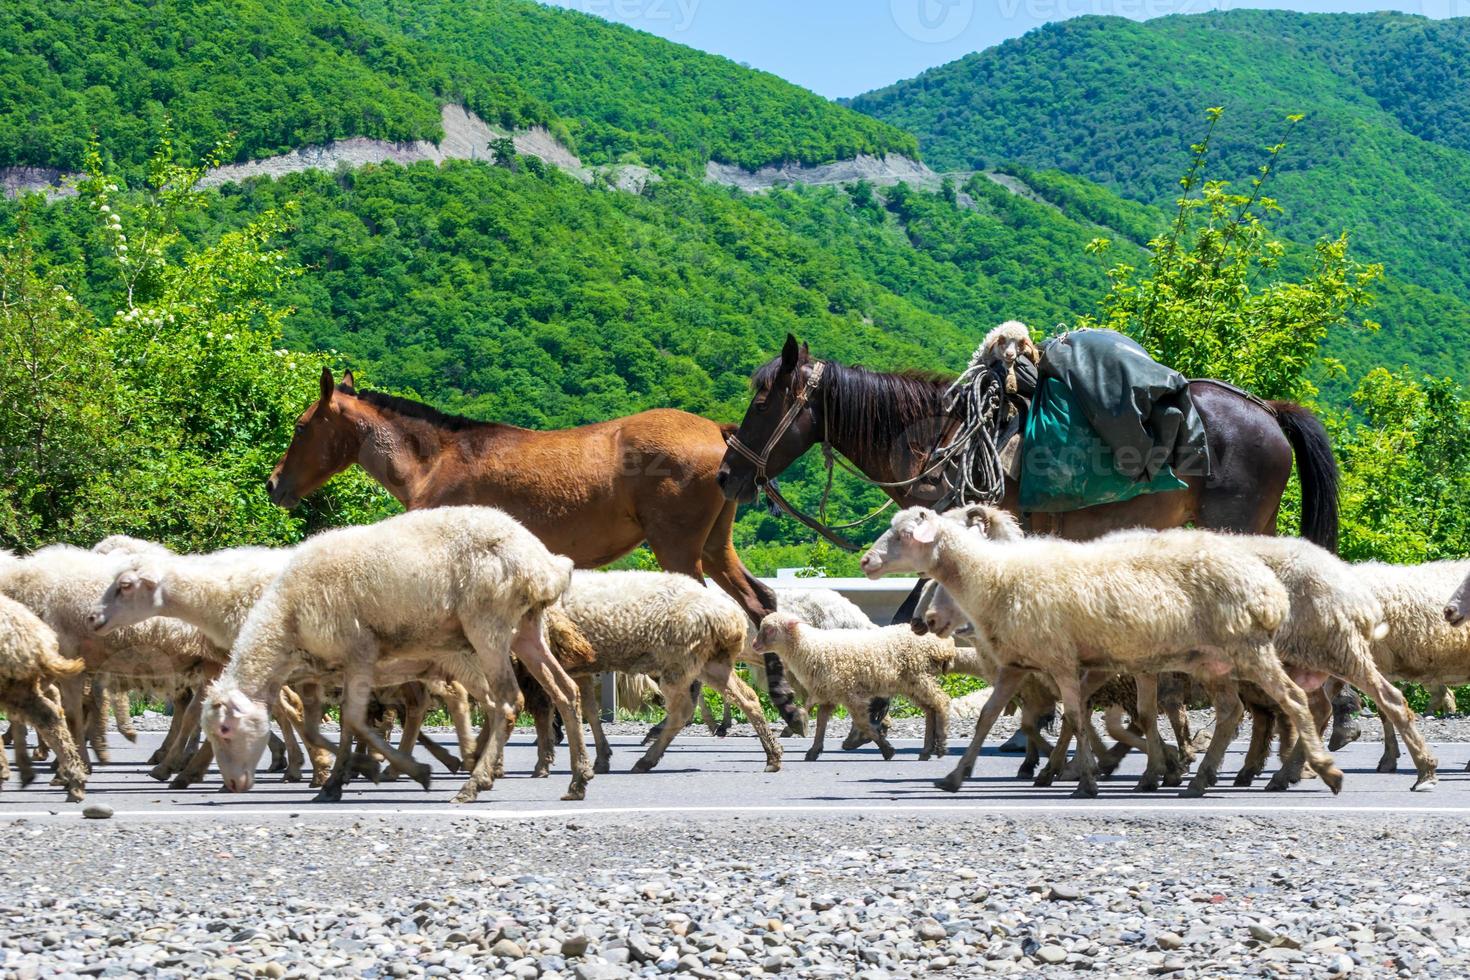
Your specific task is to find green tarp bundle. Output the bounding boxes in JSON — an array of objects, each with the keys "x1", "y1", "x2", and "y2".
[{"x1": 1019, "y1": 374, "x2": 1189, "y2": 513}]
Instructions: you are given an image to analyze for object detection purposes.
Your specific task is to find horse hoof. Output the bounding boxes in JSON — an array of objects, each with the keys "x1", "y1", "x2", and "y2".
[
  {"x1": 1264, "y1": 775, "x2": 1292, "y2": 792},
  {"x1": 283, "y1": 769, "x2": 303, "y2": 784},
  {"x1": 412, "y1": 765, "x2": 433, "y2": 792},
  {"x1": 1376, "y1": 758, "x2": 1398, "y2": 774}
]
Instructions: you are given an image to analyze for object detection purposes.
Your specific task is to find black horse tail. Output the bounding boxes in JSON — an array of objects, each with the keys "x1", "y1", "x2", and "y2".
[{"x1": 1271, "y1": 401, "x2": 1340, "y2": 555}]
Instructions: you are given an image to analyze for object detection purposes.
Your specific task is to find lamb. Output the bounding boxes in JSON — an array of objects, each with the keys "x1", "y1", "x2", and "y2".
[
  {"x1": 552, "y1": 571, "x2": 782, "y2": 775},
  {"x1": 980, "y1": 320, "x2": 1041, "y2": 394},
  {"x1": 752, "y1": 617, "x2": 955, "y2": 762},
  {"x1": 0, "y1": 594, "x2": 89, "y2": 801},
  {"x1": 863, "y1": 505, "x2": 1341, "y2": 798},
  {"x1": 200, "y1": 505, "x2": 590, "y2": 804}
]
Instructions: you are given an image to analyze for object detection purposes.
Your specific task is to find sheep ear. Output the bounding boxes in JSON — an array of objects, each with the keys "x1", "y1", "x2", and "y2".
[
  {"x1": 911, "y1": 516, "x2": 938, "y2": 545},
  {"x1": 319, "y1": 366, "x2": 334, "y2": 406}
]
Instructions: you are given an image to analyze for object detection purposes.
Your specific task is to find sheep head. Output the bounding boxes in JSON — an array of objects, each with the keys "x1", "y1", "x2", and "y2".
[
  {"x1": 202, "y1": 682, "x2": 273, "y2": 792},
  {"x1": 939, "y1": 503, "x2": 1022, "y2": 542},
  {"x1": 1447, "y1": 573, "x2": 1470, "y2": 627},
  {"x1": 862, "y1": 507, "x2": 945, "y2": 578},
  {"x1": 752, "y1": 612, "x2": 802, "y2": 655},
  {"x1": 87, "y1": 562, "x2": 165, "y2": 635},
  {"x1": 921, "y1": 583, "x2": 972, "y2": 640},
  {"x1": 980, "y1": 321, "x2": 1039, "y2": 394}
]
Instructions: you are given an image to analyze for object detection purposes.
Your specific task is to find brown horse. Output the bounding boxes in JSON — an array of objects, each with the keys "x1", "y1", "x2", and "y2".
[{"x1": 267, "y1": 368, "x2": 804, "y2": 729}]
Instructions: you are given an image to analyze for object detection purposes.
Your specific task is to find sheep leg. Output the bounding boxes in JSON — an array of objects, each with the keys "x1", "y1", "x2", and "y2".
[
  {"x1": 1239, "y1": 650, "x2": 1343, "y2": 794},
  {"x1": 806, "y1": 705, "x2": 833, "y2": 762},
  {"x1": 939, "y1": 667, "x2": 1027, "y2": 792},
  {"x1": 1093, "y1": 705, "x2": 1141, "y2": 777},
  {"x1": 1016, "y1": 696, "x2": 1055, "y2": 780},
  {"x1": 845, "y1": 699, "x2": 896, "y2": 760},
  {"x1": 1053, "y1": 672, "x2": 1098, "y2": 798},
  {"x1": 1135, "y1": 675, "x2": 1170, "y2": 793},
  {"x1": 266, "y1": 731, "x2": 287, "y2": 773},
  {"x1": 1429, "y1": 683, "x2": 1458, "y2": 717},
  {"x1": 57, "y1": 676, "x2": 89, "y2": 773},
  {"x1": 1357, "y1": 670, "x2": 1437, "y2": 791},
  {"x1": 271, "y1": 700, "x2": 306, "y2": 782},
  {"x1": 383, "y1": 692, "x2": 429, "y2": 782},
  {"x1": 150, "y1": 683, "x2": 209, "y2": 782},
  {"x1": 1033, "y1": 716, "x2": 1074, "y2": 787},
  {"x1": 509, "y1": 611, "x2": 592, "y2": 800},
  {"x1": 338, "y1": 673, "x2": 431, "y2": 799},
  {"x1": 1165, "y1": 702, "x2": 1195, "y2": 770},
  {"x1": 169, "y1": 741, "x2": 215, "y2": 789},
  {"x1": 315, "y1": 688, "x2": 364, "y2": 804},
  {"x1": 705, "y1": 664, "x2": 781, "y2": 772},
  {"x1": 1182, "y1": 681, "x2": 1244, "y2": 798},
  {"x1": 1378, "y1": 709, "x2": 1401, "y2": 774},
  {"x1": 13, "y1": 685, "x2": 88, "y2": 803},
  {"x1": 1232, "y1": 703, "x2": 1277, "y2": 787},
  {"x1": 912, "y1": 678, "x2": 949, "y2": 762},
  {"x1": 579, "y1": 676, "x2": 612, "y2": 775},
  {"x1": 632, "y1": 676, "x2": 697, "y2": 773},
  {"x1": 529, "y1": 691, "x2": 555, "y2": 778},
  {"x1": 112, "y1": 689, "x2": 138, "y2": 743},
  {"x1": 414, "y1": 732, "x2": 462, "y2": 774},
  {"x1": 11, "y1": 722, "x2": 34, "y2": 787},
  {"x1": 1327, "y1": 679, "x2": 1363, "y2": 750},
  {"x1": 441, "y1": 682, "x2": 478, "y2": 761},
  {"x1": 148, "y1": 691, "x2": 190, "y2": 767},
  {"x1": 0, "y1": 728, "x2": 8, "y2": 785},
  {"x1": 294, "y1": 684, "x2": 338, "y2": 787},
  {"x1": 86, "y1": 682, "x2": 111, "y2": 766}
]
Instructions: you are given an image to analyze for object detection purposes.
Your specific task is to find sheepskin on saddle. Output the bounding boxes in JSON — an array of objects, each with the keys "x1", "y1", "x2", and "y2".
[{"x1": 1018, "y1": 327, "x2": 1210, "y2": 513}]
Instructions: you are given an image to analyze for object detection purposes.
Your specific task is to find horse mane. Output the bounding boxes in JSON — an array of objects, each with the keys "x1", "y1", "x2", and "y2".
[
  {"x1": 753, "y1": 357, "x2": 954, "y2": 451},
  {"x1": 343, "y1": 386, "x2": 498, "y2": 433}
]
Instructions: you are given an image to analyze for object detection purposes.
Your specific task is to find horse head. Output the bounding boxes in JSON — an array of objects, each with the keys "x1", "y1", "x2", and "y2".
[
  {"x1": 266, "y1": 367, "x2": 362, "y2": 509},
  {"x1": 717, "y1": 334, "x2": 824, "y2": 504}
]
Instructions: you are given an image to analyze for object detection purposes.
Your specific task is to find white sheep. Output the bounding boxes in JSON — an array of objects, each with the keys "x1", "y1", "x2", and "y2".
[
  {"x1": 556, "y1": 570, "x2": 782, "y2": 775},
  {"x1": 0, "y1": 544, "x2": 222, "y2": 770},
  {"x1": 752, "y1": 617, "x2": 955, "y2": 762},
  {"x1": 201, "y1": 505, "x2": 589, "y2": 804},
  {"x1": 980, "y1": 320, "x2": 1041, "y2": 394},
  {"x1": 1358, "y1": 559, "x2": 1470, "y2": 774},
  {"x1": 0, "y1": 594, "x2": 89, "y2": 801},
  {"x1": 863, "y1": 506, "x2": 1341, "y2": 798}
]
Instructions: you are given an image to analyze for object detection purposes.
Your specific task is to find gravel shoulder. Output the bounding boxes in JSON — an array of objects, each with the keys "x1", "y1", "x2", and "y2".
[{"x1": 2, "y1": 810, "x2": 1464, "y2": 978}]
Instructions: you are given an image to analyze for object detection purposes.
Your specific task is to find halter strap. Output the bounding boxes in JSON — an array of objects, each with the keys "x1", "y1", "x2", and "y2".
[{"x1": 724, "y1": 361, "x2": 825, "y2": 484}]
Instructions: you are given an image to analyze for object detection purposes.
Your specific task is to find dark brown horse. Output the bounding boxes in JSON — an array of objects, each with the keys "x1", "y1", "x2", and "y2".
[
  {"x1": 718, "y1": 334, "x2": 1338, "y2": 549},
  {"x1": 268, "y1": 368, "x2": 805, "y2": 729}
]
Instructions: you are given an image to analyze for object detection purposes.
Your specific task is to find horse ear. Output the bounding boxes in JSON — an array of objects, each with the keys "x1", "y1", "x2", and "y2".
[
  {"x1": 341, "y1": 370, "x2": 357, "y2": 393},
  {"x1": 780, "y1": 334, "x2": 800, "y2": 375},
  {"x1": 319, "y1": 366, "x2": 334, "y2": 406},
  {"x1": 799, "y1": 341, "x2": 810, "y2": 364}
]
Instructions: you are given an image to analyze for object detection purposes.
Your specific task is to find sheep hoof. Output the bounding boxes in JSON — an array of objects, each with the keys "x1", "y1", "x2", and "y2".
[
  {"x1": 1376, "y1": 757, "x2": 1398, "y2": 774},
  {"x1": 147, "y1": 763, "x2": 173, "y2": 783},
  {"x1": 17, "y1": 770, "x2": 35, "y2": 789},
  {"x1": 917, "y1": 752, "x2": 931, "y2": 762},
  {"x1": 282, "y1": 769, "x2": 302, "y2": 784},
  {"x1": 1016, "y1": 762, "x2": 1037, "y2": 780},
  {"x1": 1033, "y1": 768, "x2": 1057, "y2": 788},
  {"x1": 715, "y1": 723, "x2": 732, "y2": 739},
  {"x1": 65, "y1": 787, "x2": 85, "y2": 804},
  {"x1": 167, "y1": 773, "x2": 196, "y2": 790},
  {"x1": 804, "y1": 749, "x2": 822, "y2": 763},
  {"x1": 787, "y1": 710, "x2": 809, "y2": 738},
  {"x1": 1264, "y1": 774, "x2": 1292, "y2": 792},
  {"x1": 1412, "y1": 774, "x2": 1438, "y2": 792},
  {"x1": 1070, "y1": 782, "x2": 1098, "y2": 799},
  {"x1": 561, "y1": 778, "x2": 587, "y2": 802},
  {"x1": 593, "y1": 758, "x2": 611, "y2": 775},
  {"x1": 451, "y1": 783, "x2": 482, "y2": 804},
  {"x1": 1134, "y1": 774, "x2": 1160, "y2": 793},
  {"x1": 1319, "y1": 767, "x2": 1344, "y2": 795},
  {"x1": 119, "y1": 730, "x2": 138, "y2": 744},
  {"x1": 630, "y1": 758, "x2": 655, "y2": 774},
  {"x1": 879, "y1": 744, "x2": 896, "y2": 762},
  {"x1": 764, "y1": 761, "x2": 782, "y2": 773},
  {"x1": 1179, "y1": 782, "x2": 1208, "y2": 798},
  {"x1": 532, "y1": 766, "x2": 551, "y2": 779},
  {"x1": 1233, "y1": 768, "x2": 1260, "y2": 787},
  {"x1": 410, "y1": 764, "x2": 433, "y2": 792}
]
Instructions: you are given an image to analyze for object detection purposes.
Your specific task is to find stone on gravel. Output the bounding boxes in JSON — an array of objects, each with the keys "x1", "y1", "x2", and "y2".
[{"x1": 81, "y1": 804, "x2": 113, "y2": 820}]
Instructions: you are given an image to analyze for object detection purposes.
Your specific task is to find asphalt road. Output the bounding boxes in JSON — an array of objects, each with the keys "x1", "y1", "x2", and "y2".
[{"x1": 5, "y1": 729, "x2": 1470, "y2": 820}]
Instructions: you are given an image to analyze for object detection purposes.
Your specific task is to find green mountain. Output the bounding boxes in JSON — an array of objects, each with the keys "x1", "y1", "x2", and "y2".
[
  {"x1": 2, "y1": 0, "x2": 913, "y2": 174},
  {"x1": 850, "y1": 10, "x2": 1470, "y2": 391}
]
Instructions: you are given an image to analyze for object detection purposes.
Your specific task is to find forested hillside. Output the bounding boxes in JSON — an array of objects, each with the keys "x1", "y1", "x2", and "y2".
[
  {"x1": 850, "y1": 10, "x2": 1470, "y2": 388},
  {"x1": 1, "y1": 0, "x2": 914, "y2": 174}
]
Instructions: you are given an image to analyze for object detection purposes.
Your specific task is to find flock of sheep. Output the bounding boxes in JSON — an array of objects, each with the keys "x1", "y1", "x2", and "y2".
[{"x1": 3, "y1": 501, "x2": 1470, "y2": 805}]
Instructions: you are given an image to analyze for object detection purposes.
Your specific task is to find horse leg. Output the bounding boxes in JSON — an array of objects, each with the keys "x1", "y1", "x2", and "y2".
[{"x1": 695, "y1": 510, "x2": 807, "y2": 736}]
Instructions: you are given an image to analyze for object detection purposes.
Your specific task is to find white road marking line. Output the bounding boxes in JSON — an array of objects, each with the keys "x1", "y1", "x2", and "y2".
[{"x1": 5, "y1": 802, "x2": 1470, "y2": 820}]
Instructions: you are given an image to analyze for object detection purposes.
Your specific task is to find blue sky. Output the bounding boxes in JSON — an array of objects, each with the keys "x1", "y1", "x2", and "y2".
[{"x1": 542, "y1": 0, "x2": 1461, "y2": 98}]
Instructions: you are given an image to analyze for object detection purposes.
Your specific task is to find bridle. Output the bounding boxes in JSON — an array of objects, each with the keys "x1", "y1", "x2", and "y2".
[{"x1": 726, "y1": 357, "x2": 1010, "y2": 551}]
